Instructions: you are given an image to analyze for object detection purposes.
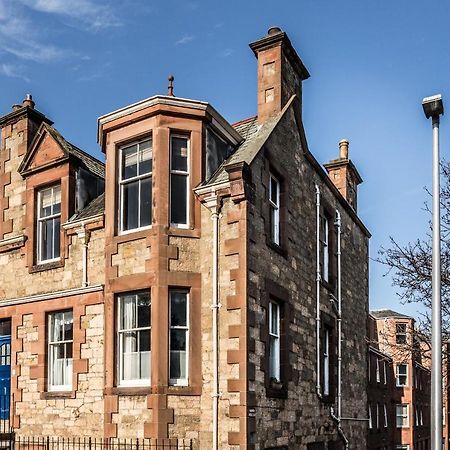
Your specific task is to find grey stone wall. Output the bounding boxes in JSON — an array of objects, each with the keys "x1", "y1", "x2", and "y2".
[{"x1": 246, "y1": 105, "x2": 369, "y2": 449}]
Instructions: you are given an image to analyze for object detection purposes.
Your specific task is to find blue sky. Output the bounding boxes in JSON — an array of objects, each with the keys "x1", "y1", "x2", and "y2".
[{"x1": 0, "y1": 0, "x2": 449, "y2": 318}]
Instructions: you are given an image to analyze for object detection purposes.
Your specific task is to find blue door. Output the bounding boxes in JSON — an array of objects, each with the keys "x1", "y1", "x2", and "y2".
[{"x1": 0, "y1": 336, "x2": 11, "y2": 420}]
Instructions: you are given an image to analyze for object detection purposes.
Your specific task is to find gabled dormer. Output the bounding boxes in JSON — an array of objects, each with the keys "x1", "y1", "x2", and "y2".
[{"x1": 18, "y1": 122, "x2": 104, "y2": 270}]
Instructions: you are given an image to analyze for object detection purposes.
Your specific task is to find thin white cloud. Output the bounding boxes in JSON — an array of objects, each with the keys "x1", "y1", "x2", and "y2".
[
  {"x1": 0, "y1": 63, "x2": 30, "y2": 82},
  {"x1": 175, "y1": 35, "x2": 195, "y2": 45},
  {"x1": 219, "y1": 48, "x2": 234, "y2": 58},
  {"x1": 17, "y1": 0, "x2": 121, "y2": 30},
  {"x1": 0, "y1": 12, "x2": 66, "y2": 63}
]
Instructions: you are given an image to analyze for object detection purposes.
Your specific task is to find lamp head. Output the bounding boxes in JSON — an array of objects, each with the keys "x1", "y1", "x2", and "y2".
[{"x1": 422, "y1": 94, "x2": 444, "y2": 119}]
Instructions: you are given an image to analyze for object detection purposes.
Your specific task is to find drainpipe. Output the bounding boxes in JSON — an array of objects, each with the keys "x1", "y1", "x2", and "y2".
[
  {"x1": 204, "y1": 193, "x2": 221, "y2": 450},
  {"x1": 332, "y1": 209, "x2": 349, "y2": 450},
  {"x1": 315, "y1": 184, "x2": 322, "y2": 399},
  {"x1": 76, "y1": 222, "x2": 91, "y2": 287},
  {"x1": 335, "y1": 209, "x2": 342, "y2": 420}
]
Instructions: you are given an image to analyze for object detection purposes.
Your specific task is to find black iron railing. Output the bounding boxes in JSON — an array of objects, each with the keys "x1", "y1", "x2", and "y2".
[{"x1": 10, "y1": 437, "x2": 193, "y2": 450}]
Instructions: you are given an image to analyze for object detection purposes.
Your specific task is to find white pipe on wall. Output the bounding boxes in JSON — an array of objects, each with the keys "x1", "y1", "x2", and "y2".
[
  {"x1": 77, "y1": 222, "x2": 90, "y2": 288},
  {"x1": 335, "y1": 209, "x2": 342, "y2": 420},
  {"x1": 204, "y1": 193, "x2": 221, "y2": 450},
  {"x1": 315, "y1": 184, "x2": 322, "y2": 398}
]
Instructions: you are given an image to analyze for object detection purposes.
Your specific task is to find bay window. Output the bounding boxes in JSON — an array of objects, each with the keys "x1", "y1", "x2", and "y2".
[
  {"x1": 117, "y1": 291, "x2": 151, "y2": 386},
  {"x1": 48, "y1": 310, "x2": 73, "y2": 391},
  {"x1": 119, "y1": 139, "x2": 152, "y2": 232},
  {"x1": 170, "y1": 135, "x2": 189, "y2": 228},
  {"x1": 37, "y1": 184, "x2": 61, "y2": 263},
  {"x1": 268, "y1": 300, "x2": 281, "y2": 381},
  {"x1": 169, "y1": 290, "x2": 189, "y2": 385}
]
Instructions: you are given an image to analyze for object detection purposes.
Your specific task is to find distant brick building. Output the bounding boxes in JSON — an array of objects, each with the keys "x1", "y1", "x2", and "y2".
[
  {"x1": 0, "y1": 27, "x2": 370, "y2": 449},
  {"x1": 368, "y1": 310, "x2": 434, "y2": 450}
]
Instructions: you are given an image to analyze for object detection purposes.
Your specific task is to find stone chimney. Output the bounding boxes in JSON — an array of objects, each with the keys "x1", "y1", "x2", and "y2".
[
  {"x1": 324, "y1": 139, "x2": 362, "y2": 211},
  {"x1": 249, "y1": 27, "x2": 310, "y2": 124}
]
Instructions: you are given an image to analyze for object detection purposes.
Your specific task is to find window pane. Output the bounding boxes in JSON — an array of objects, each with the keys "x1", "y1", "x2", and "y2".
[
  {"x1": 40, "y1": 188, "x2": 53, "y2": 217},
  {"x1": 122, "y1": 352, "x2": 138, "y2": 381},
  {"x1": 41, "y1": 219, "x2": 53, "y2": 261},
  {"x1": 140, "y1": 177, "x2": 152, "y2": 227},
  {"x1": 120, "y1": 296, "x2": 136, "y2": 330},
  {"x1": 171, "y1": 174, "x2": 188, "y2": 225},
  {"x1": 170, "y1": 349, "x2": 187, "y2": 380},
  {"x1": 64, "y1": 312, "x2": 73, "y2": 341},
  {"x1": 270, "y1": 177, "x2": 278, "y2": 204},
  {"x1": 170, "y1": 329, "x2": 187, "y2": 352},
  {"x1": 269, "y1": 335, "x2": 280, "y2": 380},
  {"x1": 171, "y1": 137, "x2": 188, "y2": 172},
  {"x1": 139, "y1": 330, "x2": 151, "y2": 352},
  {"x1": 270, "y1": 303, "x2": 279, "y2": 335},
  {"x1": 137, "y1": 293, "x2": 150, "y2": 328},
  {"x1": 123, "y1": 330, "x2": 138, "y2": 353},
  {"x1": 139, "y1": 140, "x2": 152, "y2": 175},
  {"x1": 170, "y1": 292, "x2": 187, "y2": 327},
  {"x1": 140, "y1": 350, "x2": 150, "y2": 379},
  {"x1": 123, "y1": 181, "x2": 139, "y2": 231},
  {"x1": 53, "y1": 186, "x2": 61, "y2": 214},
  {"x1": 51, "y1": 313, "x2": 64, "y2": 342},
  {"x1": 122, "y1": 145, "x2": 138, "y2": 179},
  {"x1": 53, "y1": 217, "x2": 61, "y2": 258}
]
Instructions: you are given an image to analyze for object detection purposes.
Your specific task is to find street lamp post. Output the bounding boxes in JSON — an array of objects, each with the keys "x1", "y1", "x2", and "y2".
[{"x1": 422, "y1": 94, "x2": 444, "y2": 450}]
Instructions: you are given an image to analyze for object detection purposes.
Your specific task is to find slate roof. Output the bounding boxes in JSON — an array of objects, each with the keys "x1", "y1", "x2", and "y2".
[
  {"x1": 206, "y1": 96, "x2": 296, "y2": 185},
  {"x1": 69, "y1": 193, "x2": 105, "y2": 222},
  {"x1": 370, "y1": 309, "x2": 413, "y2": 320},
  {"x1": 43, "y1": 123, "x2": 105, "y2": 178}
]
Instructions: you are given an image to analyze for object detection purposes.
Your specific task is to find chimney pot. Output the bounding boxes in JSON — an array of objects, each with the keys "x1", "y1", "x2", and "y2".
[
  {"x1": 339, "y1": 139, "x2": 349, "y2": 159},
  {"x1": 22, "y1": 94, "x2": 35, "y2": 109},
  {"x1": 268, "y1": 26, "x2": 282, "y2": 35}
]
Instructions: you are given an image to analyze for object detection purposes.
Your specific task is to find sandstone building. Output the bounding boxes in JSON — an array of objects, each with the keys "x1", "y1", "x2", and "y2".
[
  {"x1": 0, "y1": 28, "x2": 370, "y2": 449},
  {"x1": 368, "y1": 310, "x2": 434, "y2": 450}
]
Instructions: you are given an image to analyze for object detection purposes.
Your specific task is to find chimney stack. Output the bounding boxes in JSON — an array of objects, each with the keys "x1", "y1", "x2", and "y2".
[
  {"x1": 22, "y1": 94, "x2": 35, "y2": 109},
  {"x1": 324, "y1": 139, "x2": 362, "y2": 211},
  {"x1": 249, "y1": 27, "x2": 310, "y2": 124}
]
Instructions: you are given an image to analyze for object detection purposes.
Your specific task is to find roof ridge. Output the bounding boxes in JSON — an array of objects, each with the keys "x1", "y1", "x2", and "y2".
[{"x1": 232, "y1": 115, "x2": 258, "y2": 127}]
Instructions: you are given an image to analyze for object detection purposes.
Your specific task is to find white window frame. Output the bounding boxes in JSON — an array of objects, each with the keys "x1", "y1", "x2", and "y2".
[
  {"x1": 268, "y1": 300, "x2": 281, "y2": 381},
  {"x1": 376, "y1": 403, "x2": 379, "y2": 429},
  {"x1": 117, "y1": 291, "x2": 151, "y2": 387},
  {"x1": 37, "y1": 184, "x2": 61, "y2": 264},
  {"x1": 383, "y1": 360, "x2": 387, "y2": 384},
  {"x1": 170, "y1": 135, "x2": 190, "y2": 229},
  {"x1": 396, "y1": 363, "x2": 408, "y2": 387},
  {"x1": 376, "y1": 358, "x2": 380, "y2": 383},
  {"x1": 268, "y1": 173, "x2": 280, "y2": 245},
  {"x1": 323, "y1": 327, "x2": 330, "y2": 396},
  {"x1": 322, "y1": 216, "x2": 329, "y2": 282},
  {"x1": 48, "y1": 310, "x2": 73, "y2": 392},
  {"x1": 396, "y1": 323, "x2": 407, "y2": 344},
  {"x1": 396, "y1": 404, "x2": 409, "y2": 428},
  {"x1": 119, "y1": 138, "x2": 152, "y2": 234},
  {"x1": 368, "y1": 404, "x2": 372, "y2": 429},
  {"x1": 384, "y1": 403, "x2": 388, "y2": 428},
  {"x1": 169, "y1": 289, "x2": 189, "y2": 386},
  {"x1": 396, "y1": 446, "x2": 409, "y2": 450}
]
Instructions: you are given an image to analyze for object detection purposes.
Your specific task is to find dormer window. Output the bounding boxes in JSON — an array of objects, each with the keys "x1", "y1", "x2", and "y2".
[
  {"x1": 170, "y1": 135, "x2": 189, "y2": 228},
  {"x1": 119, "y1": 138, "x2": 152, "y2": 233},
  {"x1": 37, "y1": 184, "x2": 61, "y2": 263}
]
